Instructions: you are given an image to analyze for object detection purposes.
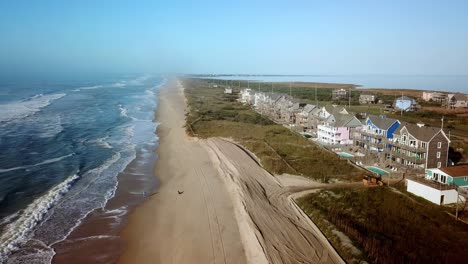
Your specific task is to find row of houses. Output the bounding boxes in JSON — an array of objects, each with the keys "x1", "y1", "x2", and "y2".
[
  {"x1": 239, "y1": 88, "x2": 467, "y2": 205},
  {"x1": 240, "y1": 88, "x2": 450, "y2": 170},
  {"x1": 422, "y1": 91, "x2": 468, "y2": 108}
]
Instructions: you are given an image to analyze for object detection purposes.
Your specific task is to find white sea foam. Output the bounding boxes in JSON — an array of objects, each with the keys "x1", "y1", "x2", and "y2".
[
  {"x1": 0, "y1": 212, "x2": 20, "y2": 226},
  {"x1": 0, "y1": 174, "x2": 79, "y2": 261},
  {"x1": 80, "y1": 85, "x2": 103, "y2": 90},
  {"x1": 111, "y1": 82, "x2": 126, "y2": 88},
  {"x1": 71, "y1": 85, "x2": 103, "y2": 92},
  {"x1": 118, "y1": 104, "x2": 129, "y2": 118},
  {"x1": 88, "y1": 137, "x2": 113, "y2": 149},
  {"x1": 0, "y1": 154, "x2": 74, "y2": 173},
  {"x1": 0, "y1": 93, "x2": 66, "y2": 123}
]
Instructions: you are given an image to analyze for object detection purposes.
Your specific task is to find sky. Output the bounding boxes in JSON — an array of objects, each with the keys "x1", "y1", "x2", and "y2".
[{"x1": 0, "y1": 0, "x2": 467, "y2": 77}]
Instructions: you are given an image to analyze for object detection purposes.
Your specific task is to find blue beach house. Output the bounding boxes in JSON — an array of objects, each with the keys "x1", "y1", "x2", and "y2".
[
  {"x1": 394, "y1": 96, "x2": 417, "y2": 112},
  {"x1": 356, "y1": 115, "x2": 400, "y2": 152}
]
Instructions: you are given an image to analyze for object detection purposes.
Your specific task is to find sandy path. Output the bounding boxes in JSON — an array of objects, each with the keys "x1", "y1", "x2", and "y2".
[
  {"x1": 205, "y1": 139, "x2": 348, "y2": 264},
  {"x1": 118, "y1": 81, "x2": 246, "y2": 264}
]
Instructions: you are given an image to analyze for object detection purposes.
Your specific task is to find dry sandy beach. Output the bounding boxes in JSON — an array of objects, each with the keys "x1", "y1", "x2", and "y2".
[{"x1": 118, "y1": 80, "x2": 344, "y2": 264}]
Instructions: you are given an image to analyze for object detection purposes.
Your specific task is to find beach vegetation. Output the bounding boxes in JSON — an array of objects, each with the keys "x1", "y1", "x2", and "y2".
[{"x1": 297, "y1": 185, "x2": 468, "y2": 264}]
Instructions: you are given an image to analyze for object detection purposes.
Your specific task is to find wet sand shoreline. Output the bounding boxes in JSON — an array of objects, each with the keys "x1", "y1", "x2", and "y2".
[{"x1": 52, "y1": 120, "x2": 159, "y2": 263}]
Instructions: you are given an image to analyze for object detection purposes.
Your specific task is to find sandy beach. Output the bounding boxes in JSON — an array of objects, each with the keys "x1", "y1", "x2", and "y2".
[
  {"x1": 118, "y1": 80, "x2": 345, "y2": 264},
  {"x1": 118, "y1": 81, "x2": 246, "y2": 264}
]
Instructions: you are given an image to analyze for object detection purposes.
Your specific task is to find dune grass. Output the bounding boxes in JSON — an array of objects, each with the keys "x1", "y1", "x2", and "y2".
[
  {"x1": 297, "y1": 186, "x2": 468, "y2": 264},
  {"x1": 183, "y1": 78, "x2": 364, "y2": 181}
]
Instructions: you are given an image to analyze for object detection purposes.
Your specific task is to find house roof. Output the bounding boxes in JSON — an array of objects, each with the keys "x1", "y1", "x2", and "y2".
[
  {"x1": 303, "y1": 104, "x2": 316, "y2": 113},
  {"x1": 324, "y1": 105, "x2": 347, "y2": 115},
  {"x1": 367, "y1": 115, "x2": 399, "y2": 130},
  {"x1": 328, "y1": 113, "x2": 361, "y2": 127},
  {"x1": 453, "y1": 93, "x2": 467, "y2": 101},
  {"x1": 394, "y1": 122, "x2": 443, "y2": 142},
  {"x1": 440, "y1": 165, "x2": 468, "y2": 177}
]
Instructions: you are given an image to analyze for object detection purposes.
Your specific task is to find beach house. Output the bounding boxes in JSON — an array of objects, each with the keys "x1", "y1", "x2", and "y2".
[
  {"x1": 387, "y1": 122, "x2": 450, "y2": 170},
  {"x1": 317, "y1": 112, "x2": 362, "y2": 145},
  {"x1": 332, "y1": 89, "x2": 348, "y2": 100},
  {"x1": 359, "y1": 94, "x2": 377, "y2": 104},
  {"x1": 406, "y1": 165, "x2": 468, "y2": 205},
  {"x1": 355, "y1": 115, "x2": 400, "y2": 152},
  {"x1": 425, "y1": 165, "x2": 468, "y2": 188},
  {"x1": 281, "y1": 99, "x2": 305, "y2": 125},
  {"x1": 295, "y1": 104, "x2": 317, "y2": 132},
  {"x1": 448, "y1": 93, "x2": 468, "y2": 108},
  {"x1": 422, "y1": 92, "x2": 447, "y2": 103},
  {"x1": 394, "y1": 96, "x2": 417, "y2": 111}
]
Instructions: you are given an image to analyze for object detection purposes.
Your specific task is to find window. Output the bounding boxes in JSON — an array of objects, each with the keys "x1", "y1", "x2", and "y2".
[
  {"x1": 437, "y1": 162, "x2": 441, "y2": 168},
  {"x1": 441, "y1": 175, "x2": 446, "y2": 183},
  {"x1": 422, "y1": 142, "x2": 427, "y2": 148},
  {"x1": 464, "y1": 177, "x2": 468, "y2": 181},
  {"x1": 437, "y1": 142, "x2": 442, "y2": 148},
  {"x1": 437, "y1": 152, "x2": 441, "y2": 158},
  {"x1": 434, "y1": 173, "x2": 439, "y2": 181},
  {"x1": 402, "y1": 134, "x2": 407, "y2": 143}
]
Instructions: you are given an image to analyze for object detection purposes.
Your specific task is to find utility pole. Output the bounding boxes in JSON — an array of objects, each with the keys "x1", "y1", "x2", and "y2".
[
  {"x1": 456, "y1": 187, "x2": 459, "y2": 220},
  {"x1": 441, "y1": 116, "x2": 444, "y2": 130},
  {"x1": 400, "y1": 92, "x2": 403, "y2": 116},
  {"x1": 247, "y1": 80, "x2": 250, "y2": 89},
  {"x1": 349, "y1": 87, "x2": 351, "y2": 108},
  {"x1": 289, "y1": 82, "x2": 292, "y2": 96},
  {"x1": 315, "y1": 84, "x2": 318, "y2": 105},
  {"x1": 271, "y1": 82, "x2": 273, "y2": 93}
]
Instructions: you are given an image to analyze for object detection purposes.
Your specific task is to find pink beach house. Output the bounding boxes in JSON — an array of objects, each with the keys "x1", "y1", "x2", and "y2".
[{"x1": 317, "y1": 112, "x2": 362, "y2": 145}]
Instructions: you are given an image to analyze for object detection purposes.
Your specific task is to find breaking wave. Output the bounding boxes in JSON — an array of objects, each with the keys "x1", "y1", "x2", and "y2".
[
  {"x1": 0, "y1": 174, "x2": 79, "y2": 261},
  {"x1": 0, "y1": 94, "x2": 66, "y2": 123},
  {"x1": 0, "y1": 154, "x2": 75, "y2": 173}
]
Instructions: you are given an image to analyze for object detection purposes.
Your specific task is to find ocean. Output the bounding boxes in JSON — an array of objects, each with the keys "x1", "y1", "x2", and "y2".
[
  {"x1": 0, "y1": 75, "x2": 163, "y2": 263},
  {"x1": 201, "y1": 75, "x2": 468, "y2": 93}
]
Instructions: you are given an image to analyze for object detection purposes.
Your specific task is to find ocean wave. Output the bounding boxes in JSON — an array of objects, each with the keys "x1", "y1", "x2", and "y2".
[
  {"x1": 0, "y1": 93, "x2": 66, "y2": 123},
  {"x1": 32, "y1": 148, "x2": 136, "y2": 250},
  {"x1": 37, "y1": 115, "x2": 64, "y2": 138},
  {"x1": 0, "y1": 174, "x2": 79, "y2": 261},
  {"x1": 118, "y1": 104, "x2": 129, "y2": 118},
  {"x1": 88, "y1": 137, "x2": 113, "y2": 149},
  {"x1": 0, "y1": 212, "x2": 20, "y2": 227},
  {"x1": 0, "y1": 154, "x2": 74, "y2": 173},
  {"x1": 71, "y1": 85, "x2": 103, "y2": 92},
  {"x1": 111, "y1": 82, "x2": 126, "y2": 88}
]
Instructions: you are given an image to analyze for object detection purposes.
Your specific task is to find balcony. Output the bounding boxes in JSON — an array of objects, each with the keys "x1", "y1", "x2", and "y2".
[
  {"x1": 386, "y1": 140, "x2": 426, "y2": 152},
  {"x1": 318, "y1": 125, "x2": 337, "y2": 133},
  {"x1": 389, "y1": 149, "x2": 425, "y2": 164},
  {"x1": 406, "y1": 176, "x2": 457, "y2": 191},
  {"x1": 359, "y1": 130, "x2": 386, "y2": 139}
]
